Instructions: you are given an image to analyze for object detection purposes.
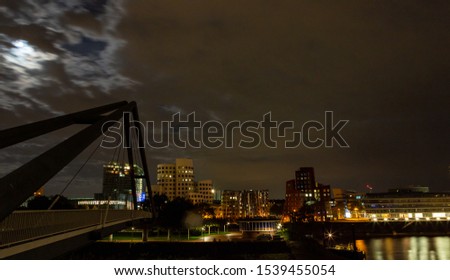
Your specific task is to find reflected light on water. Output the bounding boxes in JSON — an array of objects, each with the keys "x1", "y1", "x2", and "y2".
[
  {"x1": 357, "y1": 236, "x2": 450, "y2": 260},
  {"x1": 419, "y1": 237, "x2": 429, "y2": 260},
  {"x1": 409, "y1": 236, "x2": 418, "y2": 260},
  {"x1": 384, "y1": 237, "x2": 394, "y2": 260},
  {"x1": 434, "y1": 237, "x2": 450, "y2": 260}
]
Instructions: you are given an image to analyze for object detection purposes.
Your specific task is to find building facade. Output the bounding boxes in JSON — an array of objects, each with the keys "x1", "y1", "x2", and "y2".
[
  {"x1": 238, "y1": 219, "x2": 280, "y2": 239},
  {"x1": 186, "y1": 179, "x2": 214, "y2": 204},
  {"x1": 102, "y1": 162, "x2": 145, "y2": 205},
  {"x1": 155, "y1": 158, "x2": 213, "y2": 204},
  {"x1": 220, "y1": 189, "x2": 270, "y2": 221},
  {"x1": 364, "y1": 187, "x2": 450, "y2": 221},
  {"x1": 241, "y1": 189, "x2": 270, "y2": 218},
  {"x1": 284, "y1": 167, "x2": 332, "y2": 221},
  {"x1": 284, "y1": 179, "x2": 302, "y2": 214},
  {"x1": 295, "y1": 167, "x2": 316, "y2": 201},
  {"x1": 331, "y1": 188, "x2": 365, "y2": 219},
  {"x1": 221, "y1": 190, "x2": 241, "y2": 220},
  {"x1": 314, "y1": 183, "x2": 333, "y2": 221}
]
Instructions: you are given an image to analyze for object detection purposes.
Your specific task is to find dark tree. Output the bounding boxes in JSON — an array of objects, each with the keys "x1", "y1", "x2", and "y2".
[
  {"x1": 26, "y1": 195, "x2": 75, "y2": 210},
  {"x1": 27, "y1": 196, "x2": 51, "y2": 210},
  {"x1": 270, "y1": 203, "x2": 284, "y2": 217},
  {"x1": 298, "y1": 202, "x2": 316, "y2": 222},
  {"x1": 157, "y1": 197, "x2": 195, "y2": 230},
  {"x1": 49, "y1": 195, "x2": 75, "y2": 209},
  {"x1": 195, "y1": 203, "x2": 215, "y2": 219},
  {"x1": 153, "y1": 193, "x2": 169, "y2": 213}
]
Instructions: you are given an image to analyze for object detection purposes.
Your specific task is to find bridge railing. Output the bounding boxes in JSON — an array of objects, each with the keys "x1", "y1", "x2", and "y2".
[{"x1": 0, "y1": 210, "x2": 151, "y2": 247}]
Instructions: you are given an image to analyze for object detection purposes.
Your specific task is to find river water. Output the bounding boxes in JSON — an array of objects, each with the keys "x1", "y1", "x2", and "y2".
[{"x1": 356, "y1": 236, "x2": 450, "y2": 260}]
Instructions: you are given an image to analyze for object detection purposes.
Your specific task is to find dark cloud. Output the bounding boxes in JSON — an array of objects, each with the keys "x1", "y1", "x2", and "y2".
[
  {"x1": 0, "y1": 0, "x2": 133, "y2": 119},
  {"x1": 62, "y1": 36, "x2": 107, "y2": 57},
  {"x1": 1, "y1": 0, "x2": 449, "y2": 198}
]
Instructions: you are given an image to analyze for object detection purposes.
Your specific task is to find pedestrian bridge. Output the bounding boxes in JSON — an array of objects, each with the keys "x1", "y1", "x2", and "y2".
[
  {"x1": 0, "y1": 101, "x2": 155, "y2": 259},
  {"x1": 0, "y1": 209, "x2": 151, "y2": 259}
]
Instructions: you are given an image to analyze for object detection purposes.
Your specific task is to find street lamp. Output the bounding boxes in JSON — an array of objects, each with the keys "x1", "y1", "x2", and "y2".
[
  {"x1": 202, "y1": 227, "x2": 205, "y2": 242},
  {"x1": 325, "y1": 231, "x2": 334, "y2": 247},
  {"x1": 187, "y1": 225, "x2": 190, "y2": 240}
]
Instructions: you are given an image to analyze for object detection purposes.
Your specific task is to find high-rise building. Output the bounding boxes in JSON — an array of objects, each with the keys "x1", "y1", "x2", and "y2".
[
  {"x1": 241, "y1": 189, "x2": 270, "y2": 218},
  {"x1": 221, "y1": 189, "x2": 270, "y2": 220},
  {"x1": 314, "y1": 183, "x2": 332, "y2": 221},
  {"x1": 284, "y1": 167, "x2": 332, "y2": 221},
  {"x1": 197, "y1": 179, "x2": 214, "y2": 204},
  {"x1": 221, "y1": 190, "x2": 241, "y2": 220},
  {"x1": 284, "y1": 179, "x2": 302, "y2": 214},
  {"x1": 102, "y1": 162, "x2": 145, "y2": 204},
  {"x1": 295, "y1": 167, "x2": 316, "y2": 200},
  {"x1": 174, "y1": 158, "x2": 196, "y2": 198},
  {"x1": 156, "y1": 158, "x2": 213, "y2": 204},
  {"x1": 185, "y1": 180, "x2": 214, "y2": 204},
  {"x1": 155, "y1": 163, "x2": 175, "y2": 198}
]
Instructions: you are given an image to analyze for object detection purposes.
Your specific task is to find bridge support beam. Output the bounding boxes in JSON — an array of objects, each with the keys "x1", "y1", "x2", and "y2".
[{"x1": 0, "y1": 101, "x2": 155, "y2": 222}]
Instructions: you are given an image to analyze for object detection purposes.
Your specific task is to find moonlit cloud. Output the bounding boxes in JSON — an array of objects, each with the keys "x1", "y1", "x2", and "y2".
[
  {"x1": 0, "y1": 37, "x2": 61, "y2": 114},
  {"x1": 0, "y1": 0, "x2": 135, "y2": 114}
]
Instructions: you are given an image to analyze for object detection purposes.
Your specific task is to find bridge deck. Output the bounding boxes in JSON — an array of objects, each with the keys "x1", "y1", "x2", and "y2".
[{"x1": 0, "y1": 209, "x2": 151, "y2": 258}]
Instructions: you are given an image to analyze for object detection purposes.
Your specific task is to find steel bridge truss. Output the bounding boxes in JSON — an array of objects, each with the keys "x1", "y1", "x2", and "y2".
[{"x1": 0, "y1": 101, "x2": 155, "y2": 222}]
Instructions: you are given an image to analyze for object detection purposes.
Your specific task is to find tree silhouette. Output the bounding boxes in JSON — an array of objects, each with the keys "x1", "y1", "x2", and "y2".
[
  {"x1": 270, "y1": 202, "x2": 284, "y2": 217},
  {"x1": 157, "y1": 197, "x2": 195, "y2": 230},
  {"x1": 27, "y1": 196, "x2": 51, "y2": 210},
  {"x1": 196, "y1": 203, "x2": 215, "y2": 218},
  {"x1": 49, "y1": 195, "x2": 75, "y2": 209},
  {"x1": 26, "y1": 195, "x2": 75, "y2": 210}
]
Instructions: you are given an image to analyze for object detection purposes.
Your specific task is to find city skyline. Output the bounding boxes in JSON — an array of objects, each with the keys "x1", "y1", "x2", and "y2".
[{"x1": 1, "y1": 1, "x2": 449, "y2": 199}]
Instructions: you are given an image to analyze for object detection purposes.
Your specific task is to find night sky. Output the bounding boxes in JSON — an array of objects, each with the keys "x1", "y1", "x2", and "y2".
[{"x1": 1, "y1": 1, "x2": 449, "y2": 199}]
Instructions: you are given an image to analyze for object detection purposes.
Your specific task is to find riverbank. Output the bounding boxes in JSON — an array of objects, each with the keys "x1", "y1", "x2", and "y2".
[
  {"x1": 63, "y1": 241, "x2": 291, "y2": 259},
  {"x1": 287, "y1": 220, "x2": 450, "y2": 241},
  {"x1": 62, "y1": 239, "x2": 354, "y2": 260}
]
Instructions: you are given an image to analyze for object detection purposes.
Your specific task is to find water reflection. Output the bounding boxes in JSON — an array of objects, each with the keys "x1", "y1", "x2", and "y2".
[{"x1": 358, "y1": 236, "x2": 450, "y2": 260}]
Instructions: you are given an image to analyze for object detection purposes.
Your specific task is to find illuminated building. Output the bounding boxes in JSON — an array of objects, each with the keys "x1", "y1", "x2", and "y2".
[
  {"x1": 76, "y1": 199, "x2": 129, "y2": 209},
  {"x1": 314, "y1": 183, "x2": 332, "y2": 221},
  {"x1": 241, "y1": 189, "x2": 270, "y2": 218},
  {"x1": 156, "y1": 163, "x2": 177, "y2": 200},
  {"x1": 238, "y1": 219, "x2": 280, "y2": 239},
  {"x1": 295, "y1": 167, "x2": 316, "y2": 200},
  {"x1": 102, "y1": 162, "x2": 145, "y2": 206},
  {"x1": 221, "y1": 190, "x2": 241, "y2": 220},
  {"x1": 156, "y1": 158, "x2": 213, "y2": 204},
  {"x1": 284, "y1": 167, "x2": 332, "y2": 221},
  {"x1": 197, "y1": 179, "x2": 214, "y2": 204},
  {"x1": 284, "y1": 179, "x2": 302, "y2": 214},
  {"x1": 185, "y1": 180, "x2": 214, "y2": 204},
  {"x1": 331, "y1": 188, "x2": 365, "y2": 219},
  {"x1": 364, "y1": 187, "x2": 450, "y2": 221},
  {"x1": 221, "y1": 189, "x2": 270, "y2": 221},
  {"x1": 156, "y1": 158, "x2": 193, "y2": 201}
]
